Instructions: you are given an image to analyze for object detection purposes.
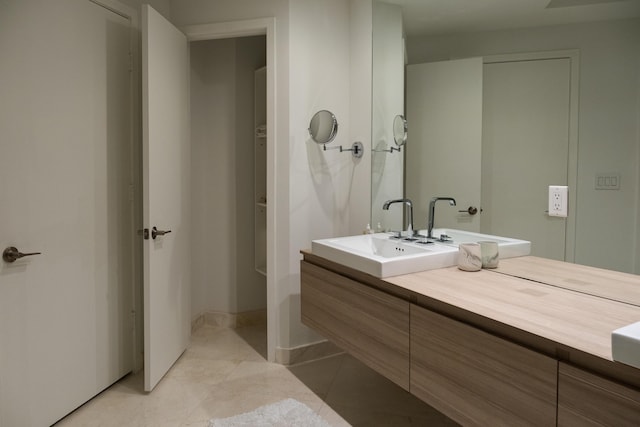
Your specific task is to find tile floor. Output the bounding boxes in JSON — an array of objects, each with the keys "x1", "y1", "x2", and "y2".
[{"x1": 55, "y1": 324, "x2": 457, "y2": 426}]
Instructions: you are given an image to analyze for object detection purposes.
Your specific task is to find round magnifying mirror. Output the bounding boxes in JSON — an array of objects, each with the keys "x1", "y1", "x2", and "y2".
[
  {"x1": 392, "y1": 114, "x2": 408, "y2": 147},
  {"x1": 308, "y1": 110, "x2": 338, "y2": 144}
]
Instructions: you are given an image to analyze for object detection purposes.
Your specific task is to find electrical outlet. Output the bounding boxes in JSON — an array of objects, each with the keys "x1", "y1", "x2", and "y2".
[{"x1": 548, "y1": 185, "x2": 568, "y2": 217}]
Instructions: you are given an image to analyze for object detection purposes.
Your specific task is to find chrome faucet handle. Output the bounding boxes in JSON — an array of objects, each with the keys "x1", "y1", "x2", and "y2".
[{"x1": 427, "y1": 196, "x2": 457, "y2": 238}]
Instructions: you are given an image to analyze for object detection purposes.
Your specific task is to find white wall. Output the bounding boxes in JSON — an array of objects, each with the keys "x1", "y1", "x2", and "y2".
[
  {"x1": 407, "y1": 18, "x2": 640, "y2": 273},
  {"x1": 349, "y1": 0, "x2": 373, "y2": 235},
  {"x1": 118, "y1": 0, "x2": 171, "y2": 19},
  {"x1": 370, "y1": 2, "x2": 405, "y2": 232},
  {"x1": 190, "y1": 39, "x2": 235, "y2": 319},
  {"x1": 288, "y1": 0, "x2": 358, "y2": 348},
  {"x1": 190, "y1": 37, "x2": 267, "y2": 320},
  {"x1": 233, "y1": 37, "x2": 268, "y2": 311},
  {"x1": 171, "y1": 0, "x2": 373, "y2": 352}
]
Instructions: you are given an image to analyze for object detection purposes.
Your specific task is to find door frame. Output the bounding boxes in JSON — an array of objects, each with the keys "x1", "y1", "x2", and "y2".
[
  {"x1": 483, "y1": 50, "x2": 579, "y2": 263},
  {"x1": 183, "y1": 18, "x2": 277, "y2": 362},
  {"x1": 87, "y1": 0, "x2": 143, "y2": 374}
]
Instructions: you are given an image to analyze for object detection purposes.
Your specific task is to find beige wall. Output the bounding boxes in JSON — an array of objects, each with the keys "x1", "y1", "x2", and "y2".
[
  {"x1": 407, "y1": 18, "x2": 640, "y2": 273},
  {"x1": 119, "y1": 0, "x2": 171, "y2": 18}
]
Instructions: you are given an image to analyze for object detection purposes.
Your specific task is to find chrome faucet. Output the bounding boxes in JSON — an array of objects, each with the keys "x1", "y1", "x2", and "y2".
[
  {"x1": 382, "y1": 198, "x2": 414, "y2": 238},
  {"x1": 427, "y1": 197, "x2": 456, "y2": 238}
]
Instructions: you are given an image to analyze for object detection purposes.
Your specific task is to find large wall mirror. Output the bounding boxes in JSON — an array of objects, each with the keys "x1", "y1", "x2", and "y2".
[{"x1": 371, "y1": 0, "x2": 640, "y2": 274}]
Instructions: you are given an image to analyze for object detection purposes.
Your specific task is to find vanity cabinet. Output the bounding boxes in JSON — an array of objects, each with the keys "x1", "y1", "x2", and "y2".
[
  {"x1": 411, "y1": 305, "x2": 557, "y2": 426},
  {"x1": 300, "y1": 254, "x2": 640, "y2": 426},
  {"x1": 300, "y1": 261, "x2": 410, "y2": 390},
  {"x1": 558, "y1": 362, "x2": 640, "y2": 426}
]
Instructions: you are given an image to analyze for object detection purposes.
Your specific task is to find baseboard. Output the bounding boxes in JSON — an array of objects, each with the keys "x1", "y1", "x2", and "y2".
[
  {"x1": 275, "y1": 340, "x2": 344, "y2": 366},
  {"x1": 190, "y1": 310, "x2": 342, "y2": 366},
  {"x1": 191, "y1": 309, "x2": 267, "y2": 332},
  {"x1": 191, "y1": 314, "x2": 206, "y2": 332}
]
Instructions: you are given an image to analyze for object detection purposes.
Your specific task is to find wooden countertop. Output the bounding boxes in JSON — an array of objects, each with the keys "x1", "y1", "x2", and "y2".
[
  {"x1": 494, "y1": 256, "x2": 640, "y2": 306},
  {"x1": 384, "y1": 256, "x2": 640, "y2": 363}
]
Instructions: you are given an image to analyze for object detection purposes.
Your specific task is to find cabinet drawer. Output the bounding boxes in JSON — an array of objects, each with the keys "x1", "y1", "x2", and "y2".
[
  {"x1": 558, "y1": 362, "x2": 640, "y2": 426},
  {"x1": 300, "y1": 261, "x2": 410, "y2": 390},
  {"x1": 410, "y1": 305, "x2": 557, "y2": 426}
]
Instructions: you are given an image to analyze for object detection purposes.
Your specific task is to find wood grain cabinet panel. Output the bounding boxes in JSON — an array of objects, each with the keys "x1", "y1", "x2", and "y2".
[
  {"x1": 410, "y1": 305, "x2": 557, "y2": 426},
  {"x1": 300, "y1": 261, "x2": 410, "y2": 390},
  {"x1": 558, "y1": 362, "x2": 640, "y2": 426}
]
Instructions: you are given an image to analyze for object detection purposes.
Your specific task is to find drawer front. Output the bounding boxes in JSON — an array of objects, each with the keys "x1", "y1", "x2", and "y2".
[
  {"x1": 558, "y1": 362, "x2": 640, "y2": 426},
  {"x1": 300, "y1": 261, "x2": 410, "y2": 390},
  {"x1": 411, "y1": 305, "x2": 557, "y2": 426}
]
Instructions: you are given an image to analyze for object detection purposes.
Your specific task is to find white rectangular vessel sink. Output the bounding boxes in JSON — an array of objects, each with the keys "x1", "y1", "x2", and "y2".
[
  {"x1": 311, "y1": 229, "x2": 531, "y2": 278},
  {"x1": 612, "y1": 322, "x2": 640, "y2": 369},
  {"x1": 311, "y1": 234, "x2": 458, "y2": 278},
  {"x1": 426, "y1": 228, "x2": 531, "y2": 259}
]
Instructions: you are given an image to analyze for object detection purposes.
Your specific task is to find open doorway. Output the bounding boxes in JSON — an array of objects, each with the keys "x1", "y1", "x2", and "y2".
[
  {"x1": 190, "y1": 35, "x2": 268, "y2": 357},
  {"x1": 183, "y1": 18, "x2": 276, "y2": 362},
  {"x1": 137, "y1": 10, "x2": 277, "y2": 387}
]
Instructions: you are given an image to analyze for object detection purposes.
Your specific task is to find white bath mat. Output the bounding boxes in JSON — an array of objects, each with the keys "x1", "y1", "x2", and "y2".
[{"x1": 208, "y1": 398, "x2": 332, "y2": 427}]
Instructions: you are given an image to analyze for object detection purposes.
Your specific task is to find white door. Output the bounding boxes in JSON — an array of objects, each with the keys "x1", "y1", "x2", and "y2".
[
  {"x1": 406, "y1": 58, "x2": 483, "y2": 233},
  {"x1": 481, "y1": 58, "x2": 571, "y2": 260},
  {"x1": 142, "y1": 5, "x2": 191, "y2": 391},
  {"x1": 0, "y1": 0, "x2": 134, "y2": 425}
]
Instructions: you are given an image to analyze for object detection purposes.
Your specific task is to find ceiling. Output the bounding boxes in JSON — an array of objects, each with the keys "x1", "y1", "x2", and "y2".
[{"x1": 381, "y1": 0, "x2": 640, "y2": 36}]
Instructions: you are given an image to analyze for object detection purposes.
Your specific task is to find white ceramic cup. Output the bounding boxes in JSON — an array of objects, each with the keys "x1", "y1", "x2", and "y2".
[
  {"x1": 479, "y1": 241, "x2": 499, "y2": 269},
  {"x1": 458, "y1": 243, "x2": 482, "y2": 271}
]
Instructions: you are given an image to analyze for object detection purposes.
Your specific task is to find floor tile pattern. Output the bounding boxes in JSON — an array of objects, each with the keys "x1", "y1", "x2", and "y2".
[{"x1": 55, "y1": 324, "x2": 457, "y2": 426}]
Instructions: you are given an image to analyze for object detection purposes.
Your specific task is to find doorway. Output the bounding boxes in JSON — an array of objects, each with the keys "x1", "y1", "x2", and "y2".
[
  {"x1": 481, "y1": 51, "x2": 579, "y2": 262},
  {"x1": 182, "y1": 19, "x2": 277, "y2": 362},
  {"x1": 189, "y1": 36, "x2": 268, "y2": 350},
  {"x1": 406, "y1": 51, "x2": 578, "y2": 261},
  {"x1": 140, "y1": 7, "x2": 277, "y2": 391}
]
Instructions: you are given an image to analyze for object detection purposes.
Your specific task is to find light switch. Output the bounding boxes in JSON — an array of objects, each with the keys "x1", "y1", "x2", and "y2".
[{"x1": 595, "y1": 173, "x2": 620, "y2": 190}]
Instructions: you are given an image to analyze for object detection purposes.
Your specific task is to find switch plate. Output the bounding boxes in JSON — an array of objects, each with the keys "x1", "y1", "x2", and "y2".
[
  {"x1": 595, "y1": 173, "x2": 620, "y2": 190},
  {"x1": 548, "y1": 185, "x2": 568, "y2": 217}
]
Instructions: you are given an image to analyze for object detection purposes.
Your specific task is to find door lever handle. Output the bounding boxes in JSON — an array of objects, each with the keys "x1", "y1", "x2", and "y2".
[
  {"x1": 3, "y1": 246, "x2": 42, "y2": 263},
  {"x1": 458, "y1": 206, "x2": 481, "y2": 215},
  {"x1": 151, "y1": 227, "x2": 172, "y2": 240}
]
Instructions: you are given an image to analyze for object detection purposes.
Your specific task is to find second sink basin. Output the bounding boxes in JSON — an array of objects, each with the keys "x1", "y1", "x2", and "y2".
[{"x1": 425, "y1": 228, "x2": 531, "y2": 259}]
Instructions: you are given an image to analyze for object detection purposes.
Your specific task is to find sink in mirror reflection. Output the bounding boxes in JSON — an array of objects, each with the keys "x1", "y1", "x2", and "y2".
[
  {"x1": 370, "y1": 1, "x2": 640, "y2": 274},
  {"x1": 423, "y1": 228, "x2": 531, "y2": 258},
  {"x1": 311, "y1": 230, "x2": 530, "y2": 278}
]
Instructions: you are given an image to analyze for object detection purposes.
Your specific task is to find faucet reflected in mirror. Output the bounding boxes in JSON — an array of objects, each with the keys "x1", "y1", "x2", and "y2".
[
  {"x1": 370, "y1": 0, "x2": 640, "y2": 274},
  {"x1": 382, "y1": 198, "x2": 414, "y2": 239}
]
